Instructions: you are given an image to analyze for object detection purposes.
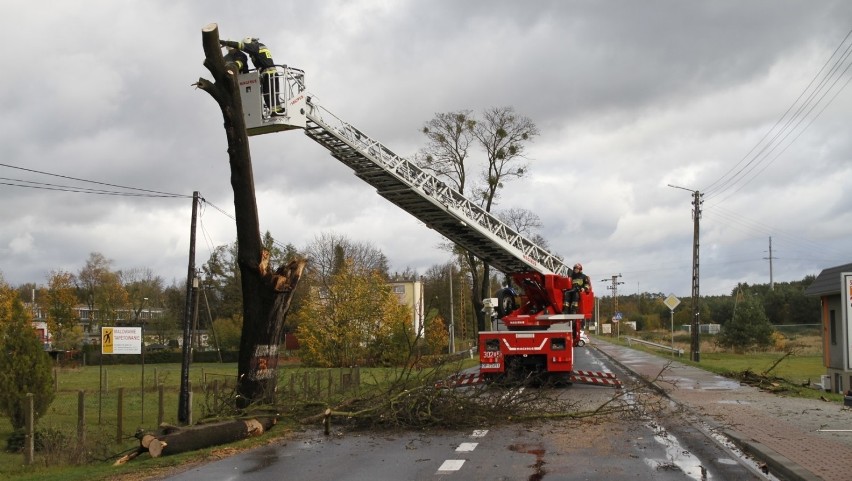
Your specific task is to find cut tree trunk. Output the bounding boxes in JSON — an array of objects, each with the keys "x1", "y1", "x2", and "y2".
[
  {"x1": 195, "y1": 23, "x2": 307, "y2": 407},
  {"x1": 146, "y1": 418, "x2": 274, "y2": 458}
]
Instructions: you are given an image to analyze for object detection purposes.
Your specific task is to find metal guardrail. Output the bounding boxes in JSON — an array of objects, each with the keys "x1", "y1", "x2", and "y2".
[{"x1": 625, "y1": 337, "x2": 684, "y2": 356}]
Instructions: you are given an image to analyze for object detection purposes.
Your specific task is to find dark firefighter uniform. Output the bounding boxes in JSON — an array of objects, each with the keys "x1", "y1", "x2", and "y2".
[
  {"x1": 563, "y1": 263, "x2": 591, "y2": 314},
  {"x1": 223, "y1": 47, "x2": 249, "y2": 74},
  {"x1": 219, "y1": 37, "x2": 280, "y2": 113}
]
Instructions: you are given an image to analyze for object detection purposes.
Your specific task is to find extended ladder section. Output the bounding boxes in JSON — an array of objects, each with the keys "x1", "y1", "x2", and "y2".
[
  {"x1": 303, "y1": 99, "x2": 571, "y2": 276},
  {"x1": 239, "y1": 67, "x2": 571, "y2": 276}
]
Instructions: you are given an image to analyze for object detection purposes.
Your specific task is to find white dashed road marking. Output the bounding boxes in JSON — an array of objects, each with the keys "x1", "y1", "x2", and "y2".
[
  {"x1": 436, "y1": 430, "x2": 488, "y2": 475},
  {"x1": 437, "y1": 459, "x2": 465, "y2": 472}
]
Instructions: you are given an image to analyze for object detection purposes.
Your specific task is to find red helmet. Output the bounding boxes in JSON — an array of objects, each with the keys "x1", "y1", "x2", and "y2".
[{"x1": 573, "y1": 263, "x2": 582, "y2": 271}]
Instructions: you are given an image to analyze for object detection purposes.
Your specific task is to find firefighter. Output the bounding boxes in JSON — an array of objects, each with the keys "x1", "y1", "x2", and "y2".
[
  {"x1": 219, "y1": 36, "x2": 282, "y2": 114},
  {"x1": 223, "y1": 47, "x2": 249, "y2": 74},
  {"x1": 563, "y1": 263, "x2": 591, "y2": 314}
]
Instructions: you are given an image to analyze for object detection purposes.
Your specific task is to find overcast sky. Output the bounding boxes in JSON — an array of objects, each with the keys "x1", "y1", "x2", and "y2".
[{"x1": 2, "y1": 1, "x2": 851, "y2": 298}]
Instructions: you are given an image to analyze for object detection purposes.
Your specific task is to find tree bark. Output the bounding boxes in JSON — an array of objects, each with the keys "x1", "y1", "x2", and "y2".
[
  {"x1": 139, "y1": 418, "x2": 274, "y2": 458},
  {"x1": 196, "y1": 23, "x2": 307, "y2": 406}
]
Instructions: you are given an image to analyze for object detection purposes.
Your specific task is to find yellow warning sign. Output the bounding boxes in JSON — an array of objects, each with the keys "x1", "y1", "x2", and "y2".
[
  {"x1": 102, "y1": 327, "x2": 113, "y2": 354},
  {"x1": 100, "y1": 326, "x2": 141, "y2": 354}
]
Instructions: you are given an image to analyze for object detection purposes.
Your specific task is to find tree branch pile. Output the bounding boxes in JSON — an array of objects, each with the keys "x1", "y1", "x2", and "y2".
[{"x1": 296, "y1": 366, "x2": 653, "y2": 431}]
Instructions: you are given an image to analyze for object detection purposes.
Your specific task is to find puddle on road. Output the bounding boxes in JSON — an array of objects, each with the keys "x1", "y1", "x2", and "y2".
[
  {"x1": 644, "y1": 421, "x2": 709, "y2": 480},
  {"x1": 244, "y1": 446, "x2": 280, "y2": 474}
]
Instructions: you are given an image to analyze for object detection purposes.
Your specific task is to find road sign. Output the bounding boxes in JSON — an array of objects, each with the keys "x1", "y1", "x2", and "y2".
[
  {"x1": 614, "y1": 312, "x2": 623, "y2": 320},
  {"x1": 664, "y1": 294, "x2": 681, "y2": 310}
]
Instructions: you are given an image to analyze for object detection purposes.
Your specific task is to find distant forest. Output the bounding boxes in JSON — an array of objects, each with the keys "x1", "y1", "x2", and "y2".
[{"x1": 595, "y1": 276, "x2": 820, "y2": 331}]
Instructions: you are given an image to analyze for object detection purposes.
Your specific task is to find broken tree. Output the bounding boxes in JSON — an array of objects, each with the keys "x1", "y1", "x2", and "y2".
[
  {"x1": 195, "y1": 23, "x2": 307, "y2": 407},
  {"x1": 114, "y1": 418, "x2": 277, "y2": 465}
]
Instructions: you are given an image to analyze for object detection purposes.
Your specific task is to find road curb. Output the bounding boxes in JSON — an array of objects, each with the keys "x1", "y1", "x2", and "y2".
[
  {"x1": 723, "y1": 429, "x2": 822, "y2": 481},
  {"x1": 592, "y1": 343, "x2": 821, "y2": 481}
]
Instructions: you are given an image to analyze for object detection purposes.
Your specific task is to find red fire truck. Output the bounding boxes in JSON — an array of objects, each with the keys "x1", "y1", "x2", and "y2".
[{"x1": 236, "y1": 64, "x2": 615, "y2": 387}]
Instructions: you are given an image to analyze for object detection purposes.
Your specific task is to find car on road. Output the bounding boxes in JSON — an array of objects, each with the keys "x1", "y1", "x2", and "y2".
[{"x1": 577, "y1": 331, "x2": 590, "y2": 347}]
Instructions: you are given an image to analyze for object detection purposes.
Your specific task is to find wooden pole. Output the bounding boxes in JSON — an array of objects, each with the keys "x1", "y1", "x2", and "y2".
[
  {"x1": 158, "y1": 384, "x2": 165, "y2": 427},
  {"x1": 77, "y1": 390, "x2": 86, "y2": 446},
  {"x1": 179, "y1": 191, "x2": 200, "y2": 424},
  {"x1": 24, "y1": 393, "x2": 34, "y2": 465},
  {"x1": 117, "y1": 387, "x2": 124, "y2": 443}
]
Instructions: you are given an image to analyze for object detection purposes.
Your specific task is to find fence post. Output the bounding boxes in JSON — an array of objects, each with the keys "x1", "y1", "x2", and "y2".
[
  {"x1": 315, "y1": 371, "x2": 321, "y2": 398},
  {"x1": 77, "y1": 390, "x2": 86, "y2": 446},
  {"x1": 24, "y1": 393, "x2": 34, "y2": 465},
  {"x1": 158, "y1": 384, "x2": 165, "y2": 426},
  {"x1": 302, "y1": 372, "x2": 309, "y2": 401},
  {"x1": 116, "y1": 387, "x2": 124, "y2": 443}
]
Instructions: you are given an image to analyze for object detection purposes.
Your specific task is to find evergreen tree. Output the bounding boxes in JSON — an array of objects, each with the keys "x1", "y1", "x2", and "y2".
[
  {"x1": 717, "y1": 294, "x2": 773, "y2": 352},
  {"x1": 0, "y1": 285, "x2": 55, "y2": 431}
]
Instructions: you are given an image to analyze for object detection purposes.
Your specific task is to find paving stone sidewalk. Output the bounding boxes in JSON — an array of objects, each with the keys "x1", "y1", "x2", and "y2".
[{"x1": 593, "y1": 339, "x2": 852, "y2": 481}]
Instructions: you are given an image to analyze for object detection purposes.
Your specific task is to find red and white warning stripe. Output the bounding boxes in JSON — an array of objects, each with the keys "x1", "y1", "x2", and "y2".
[
  {"x1": 436, "y1": 372, "x2": 485, "y2": 388},
  {"x1": 569, "y1": 370, "x2": 622, "y2": 387}
]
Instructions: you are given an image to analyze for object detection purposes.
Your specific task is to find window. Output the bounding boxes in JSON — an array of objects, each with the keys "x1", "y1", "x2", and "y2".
[{"x1": 830, "y1": 310, "x2": 837, "y2": 345}]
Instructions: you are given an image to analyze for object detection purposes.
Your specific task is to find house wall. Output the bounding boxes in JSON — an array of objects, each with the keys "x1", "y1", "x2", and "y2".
[
  {"x1": 820, "y1": 292, "x2": 851, "y2": 394},
  {"x1": 390, "y1": 280, "x2": 424, "y2": 336}
]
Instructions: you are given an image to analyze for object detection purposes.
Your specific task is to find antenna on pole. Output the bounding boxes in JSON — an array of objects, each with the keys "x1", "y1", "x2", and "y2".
[{"x1": 668, "y1": 184, "x2": 703, "y2": 362}]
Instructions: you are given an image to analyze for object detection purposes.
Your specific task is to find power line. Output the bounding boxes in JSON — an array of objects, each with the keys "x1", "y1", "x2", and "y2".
[
  {"x1": 0, "y1": 162, "x2": 188, "y2": 198},
  {"x1": 702, "y1": 29, "x2": 852, "y2": 201},
  {"x1": 0, "y1": 178, "x2": 183, "y2": 198}
]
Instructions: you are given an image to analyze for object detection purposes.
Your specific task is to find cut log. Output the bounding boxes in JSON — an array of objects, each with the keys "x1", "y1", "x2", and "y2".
[
  {"x1": 140, "y1": 434, "x2": 157, "y2": 449},
  {"x1": 147, "y1": 417, "x2": 276, "y2": 458}
]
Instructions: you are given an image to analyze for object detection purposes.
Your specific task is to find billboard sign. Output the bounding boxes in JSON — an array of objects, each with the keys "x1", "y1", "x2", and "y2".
[{"x1": 101, "y1": 327, "x2": 142, "y2": 355}]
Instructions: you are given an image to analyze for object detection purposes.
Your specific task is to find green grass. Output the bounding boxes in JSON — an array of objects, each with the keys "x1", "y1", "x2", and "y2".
[
  {"x1": 682, "y1": 351, "x2": 825, "y2": 383},
  {"x1": 0, "y1": 362, "x2": 243, "y2": 479},
  {"x1": 595, "y1": 332, "x2": 843, "y2": 402},
  {"x1": 0, "y1": 358, "x2": 480, "y2": 479}
]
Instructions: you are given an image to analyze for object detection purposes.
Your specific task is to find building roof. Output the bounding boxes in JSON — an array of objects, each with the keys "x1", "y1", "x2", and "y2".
[{"x1": 804, "y1": 262, "x2": 852, "y2": 297}]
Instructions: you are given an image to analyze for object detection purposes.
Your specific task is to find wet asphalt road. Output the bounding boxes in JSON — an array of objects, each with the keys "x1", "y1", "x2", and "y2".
[{"x1": 158, "y1": 347, "x2": 768, "y2": 481}]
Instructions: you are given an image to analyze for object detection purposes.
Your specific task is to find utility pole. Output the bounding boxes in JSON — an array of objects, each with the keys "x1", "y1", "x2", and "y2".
[
  {"x1": 600, "y1": 274, "x2": 624, "y2": 336},
  {"x1": 764, "y1": 236, "x2": 775, "y2": 291},
  {"x1": 179, "y1": 191, "x2": 199, "y2": 424},
  {"x1": 669, "y1": 185, "x2": 702, "y2": 362},
  {"x1": 448, "y1": 264, "x2": 455, "y2": 354}
]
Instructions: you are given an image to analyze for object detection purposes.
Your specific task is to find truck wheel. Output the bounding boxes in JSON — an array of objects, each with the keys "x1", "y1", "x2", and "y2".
[{"x1": 496, "y1": 288, "x2": 517, "y2": 318}]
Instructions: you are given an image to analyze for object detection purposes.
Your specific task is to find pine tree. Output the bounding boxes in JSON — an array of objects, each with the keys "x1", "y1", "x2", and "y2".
[{"x1": 717, "y1": 294, "x2": 773, "y2": 353}]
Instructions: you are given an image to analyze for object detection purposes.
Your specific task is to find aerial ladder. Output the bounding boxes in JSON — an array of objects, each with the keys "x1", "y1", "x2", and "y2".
[{"x1": 236, "y1": 66, "x2": 619, "y2": 387}]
